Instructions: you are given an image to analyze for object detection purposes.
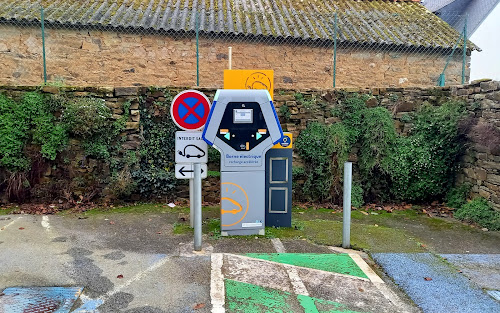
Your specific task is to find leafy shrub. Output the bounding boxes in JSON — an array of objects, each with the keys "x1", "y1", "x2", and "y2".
[
  {"x1": 62, "y1": 97, "x2": 112, "y2": 137},
  {"x1": 0, "y1": 94, "x2": 30, "y2": 171},
  {"x1": 446, "y1": 183, "x2": 472, "y2": 209},
  {"x1": 331, "y1": 94, "x2": 367, "y2": 145},
  {"x1": 351, "y1": 183, "x2": 364, "y2": 208},
  {"x1": 454, "y1": 198, "x2": 500, "y2": 231},
  {"x1": 388, "y1": 101, "x2": 466, "y2": 201},
  {"x1": 358, "y1": 107, "x2": 397, "y2": 200},
  {"x1": 0, "y1": 92, "x2": 68, "y2": 170},
  {"x1": 296, "y1": 122, "x2": 349, "y2": 201}
]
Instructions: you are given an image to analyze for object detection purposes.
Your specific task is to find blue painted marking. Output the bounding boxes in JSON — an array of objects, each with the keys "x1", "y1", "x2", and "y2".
[
  {"x1": 373, "y1": 253, "x2": 500, "y2": 313},
  {"x1": 270, "y1": 100, "x2": 284, "y2": 144},
  {"x1": 0, "y1": 287, "x2": 83, "y2": 313},
  {"x1": 202, "y1": 100, "x2": 217, "y2": 146}
]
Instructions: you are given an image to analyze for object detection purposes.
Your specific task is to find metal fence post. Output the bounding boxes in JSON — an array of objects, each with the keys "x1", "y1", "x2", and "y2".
[
  {"x1": 438, "y1": 30, "x2": 463, "y2": 87},
  {"x1": 40, "y1": 6, "x2": 47, "y2": 84},
  {"x1": 342, "y1": 162, "x2": 352, "y2": 249},
  {"x1": 196, "y1": 10, "x2": 200, "y2": 87},
  {"x1": 333, "y1": 12, "x2": 338, "y2": 88},
  {"x1": 462, "y1": 15, "x2": 468, "y2": 85}
]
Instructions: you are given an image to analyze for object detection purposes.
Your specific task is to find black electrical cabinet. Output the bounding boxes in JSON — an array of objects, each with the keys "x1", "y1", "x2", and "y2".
[{"x1": 265, "y1": 133, "x2": 292, "y2": 227}]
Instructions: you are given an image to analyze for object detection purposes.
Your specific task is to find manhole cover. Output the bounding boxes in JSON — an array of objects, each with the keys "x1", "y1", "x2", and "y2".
[{"x1": 0, "y1": 287, "x2": 83, "y2": 313}]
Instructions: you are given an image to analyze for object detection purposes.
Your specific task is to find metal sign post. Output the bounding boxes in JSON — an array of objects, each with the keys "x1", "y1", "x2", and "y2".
[
  {"x1": 193, "y1": 163, "x2": 202, "y2": 251},
  {"x1": 171, "y1": 90, "x2": 211, "y2": 251}
]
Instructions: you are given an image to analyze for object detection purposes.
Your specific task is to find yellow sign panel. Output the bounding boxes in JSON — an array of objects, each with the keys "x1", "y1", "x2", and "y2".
[
  {"x1": 224, "y1": 70, "x2": 274, "y2": 100},
  {"x1": 272, "y1": 132, "x2": 293, "y2": 149}
]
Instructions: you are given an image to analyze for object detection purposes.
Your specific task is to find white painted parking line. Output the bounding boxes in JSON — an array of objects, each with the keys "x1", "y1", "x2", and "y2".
[
  {"x1": 271, "y1": 238, "x2": 310, "y2": 296},
  {"x1": 0, "y1": 216, "x2": 22, "y2": 230},
  {"x1": 349, "y1": 253, "x2": 384, "y2": 284},
  {"x1": 210, "y1": 253, "x2": 225, "y2": 313},
  {"x1": 271, "y1": 238, "x2": 286, "y2": 253},
  {"x1": 75, "y1": 255, "x2": 171, "y2": 312},
  {"x1": 41, "y1": 215, "x2": 51, "y2": 230},
  {"x1": 348, "y1": 253, "x2": 410, "y2": 312}
]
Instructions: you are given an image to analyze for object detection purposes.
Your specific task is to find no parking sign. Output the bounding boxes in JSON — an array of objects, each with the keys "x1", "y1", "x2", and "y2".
[{"x1": 170, "y1": 90, "x2": 211, "y2": 131}]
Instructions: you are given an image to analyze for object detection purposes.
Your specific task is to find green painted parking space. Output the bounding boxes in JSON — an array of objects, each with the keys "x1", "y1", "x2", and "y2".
[
  {"x1": 226, "y1": 279, "x2": 365, "y2": 313},
  {"x1": 245, "y1": 253, "x2": 368, "y2": 279}
]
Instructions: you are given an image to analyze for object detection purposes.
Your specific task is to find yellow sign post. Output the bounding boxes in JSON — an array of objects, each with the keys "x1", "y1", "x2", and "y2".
[{"x1": 224, "y1": 70, "x2": 274, "y2": 99}]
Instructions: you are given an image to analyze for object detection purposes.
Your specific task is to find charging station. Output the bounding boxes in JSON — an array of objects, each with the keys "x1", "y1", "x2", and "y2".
[{"x1": 202, "y1": 90, "x2": 283, "y2": 235}]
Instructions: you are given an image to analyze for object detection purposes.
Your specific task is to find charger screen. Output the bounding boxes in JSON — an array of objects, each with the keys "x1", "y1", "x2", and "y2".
[{"x1": 233, "y1": 109, "x2": 253, "y2": 123}]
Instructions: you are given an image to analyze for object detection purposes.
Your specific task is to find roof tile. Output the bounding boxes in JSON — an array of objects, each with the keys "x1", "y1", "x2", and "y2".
[{"x1": 0, "y1": 0, "x2": 477, "y2": 51}]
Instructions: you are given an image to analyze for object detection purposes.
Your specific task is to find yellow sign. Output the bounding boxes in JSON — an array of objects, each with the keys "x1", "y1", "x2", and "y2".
[
  {"x1": 272, "y1": 132, "x2": 293, "y2": 149},
  {"x1": 224, "y1": 70, "x2": 274, "y2": 99}
]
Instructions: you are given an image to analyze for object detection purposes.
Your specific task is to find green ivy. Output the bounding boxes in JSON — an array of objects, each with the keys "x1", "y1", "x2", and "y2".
[
  {"x1": 0, "y1": 92, "x2": 68, "y2": 171},
  {"x1": 388, "y1": 101, "x2": 466, "y2": 201},
  {"x1": 132, "y1": 91, "x2": 178, "y2": 197}
]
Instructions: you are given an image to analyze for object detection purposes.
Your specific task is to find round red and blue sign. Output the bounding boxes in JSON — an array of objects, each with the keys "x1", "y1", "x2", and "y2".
[{"x1": 170, "y1": 90, "x2": 211, "y2": 131}]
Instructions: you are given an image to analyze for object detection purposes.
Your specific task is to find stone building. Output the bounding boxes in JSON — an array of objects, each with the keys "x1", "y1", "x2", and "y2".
[{"x1": 0, "y1": 0, "x2": 477, "y2": 88}]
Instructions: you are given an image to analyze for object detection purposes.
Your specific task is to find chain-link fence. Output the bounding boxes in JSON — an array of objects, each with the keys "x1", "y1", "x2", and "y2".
[{"x1": 0, "y1": 0, "x2": 484, "y2": 89}]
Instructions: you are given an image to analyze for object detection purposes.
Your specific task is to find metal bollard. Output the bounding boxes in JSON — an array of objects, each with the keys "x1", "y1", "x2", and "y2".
[{"x1": 342, "y1": 162, "x2": 352, "y2": 249}]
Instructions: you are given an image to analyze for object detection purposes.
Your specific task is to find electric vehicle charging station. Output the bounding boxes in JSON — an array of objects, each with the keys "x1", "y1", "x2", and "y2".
[{"x1": 202, "y1": 90, "x2": 283, "y2": 236}]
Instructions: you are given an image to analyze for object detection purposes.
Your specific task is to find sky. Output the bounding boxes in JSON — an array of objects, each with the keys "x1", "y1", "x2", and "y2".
[{"x1": 470, "y1": 3, "x2": 500, "y2": 81}]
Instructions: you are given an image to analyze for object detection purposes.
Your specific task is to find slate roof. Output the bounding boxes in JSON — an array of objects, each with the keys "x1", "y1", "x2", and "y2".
[{"x1": 0, "y1": 0, "x2": 477, "y2": 51}]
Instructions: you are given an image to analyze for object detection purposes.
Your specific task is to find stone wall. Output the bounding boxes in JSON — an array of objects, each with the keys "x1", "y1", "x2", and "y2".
[
  {"x1": 271, "y1": 80, "x2": 500, "y2": 210},
  {"x1": 0, "y1": 25, "x2": 469, "y2": 89},
  {"x1": 0, "y1": 81, "x2": 498, "y2": 209}
]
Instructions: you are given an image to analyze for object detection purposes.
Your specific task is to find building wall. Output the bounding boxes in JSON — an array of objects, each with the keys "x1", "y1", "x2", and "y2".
[{"x1": 0, "y1": 25, "x2": 469, "y2": 89}]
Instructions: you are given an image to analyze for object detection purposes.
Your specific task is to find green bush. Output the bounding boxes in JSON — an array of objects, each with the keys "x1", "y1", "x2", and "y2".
[
  {"x1": 388, "y1": 101, "x2": 466, "y2": 201},
  {"x1": 62, "y1": 97, "x2": 112, "y2": 137},
  {"x1": 446, "y1": 183, "x2": 472, "y2": 209},
  {"x1": 331, "y1": 94, "x2": 367, "y2": 145},
  {"x1": 454, "y1": 198, "x2": 500, "y2": 231},
  {"x1": 0, "y1": 94, "x2": 30, "y2": 171},
  {"x1": 358, "y1": 107, "x2": 397, "y2": 200},
  {"x1": 296, "y1": 122, "x2": 349, "y2": 201},
  {"x1": 0, "y1": 92, "x2": 68, "y2": 170},
  {"x1": 351, "y1": 183, "x2": 364, "y2": 208}
]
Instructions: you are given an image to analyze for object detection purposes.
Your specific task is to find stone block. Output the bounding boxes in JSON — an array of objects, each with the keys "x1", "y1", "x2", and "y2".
[
  {"x1": 129, "y1": 102, "x2": 140, "y2": 110},
  {"x1": 477, "y1": 168, "x2": 487, "y2": 181},
  {"x1": 480, "y1": 81, "x2": 499, "y2": 92},
  {"x1": 478, "y1": 187, "x2": 491, "y2": 199},
  {"x1": 114, "y1": 87, "x2": 138, "y2": 96},
  {"x1": 41, "y1": 86, "x2": 60, "y2": 94},
  {"x1": 122, "y1": 141, "x2": 140, "y2": 150},
  {"x1": 488, "y1": 174, "x2": 500, "y2": 185},
  {"x1": 125, "y1": 122, "x2": 140, "y2": 130}
]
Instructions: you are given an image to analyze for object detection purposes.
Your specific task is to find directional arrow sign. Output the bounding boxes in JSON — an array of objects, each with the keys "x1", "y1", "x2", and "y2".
[{"x1": 175, "y1": 163, "x2": 208, "y2": 179}]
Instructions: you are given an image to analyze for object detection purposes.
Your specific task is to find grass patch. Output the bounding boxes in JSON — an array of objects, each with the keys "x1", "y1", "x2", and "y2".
[
  {"x1": 73, "y1": 203, "x2": 190, "y2": 216},
  {"x1": 0, "y1": 207, "x2": 17, "y2": 215},
  {"x1": 173, "y1": 222, "x2": 192, "y2": 234}
]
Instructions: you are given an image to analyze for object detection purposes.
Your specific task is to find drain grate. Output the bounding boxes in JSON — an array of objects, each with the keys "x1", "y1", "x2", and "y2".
[{"x1": 0, "y1": 287, "x2": 83, "y2": 313}]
